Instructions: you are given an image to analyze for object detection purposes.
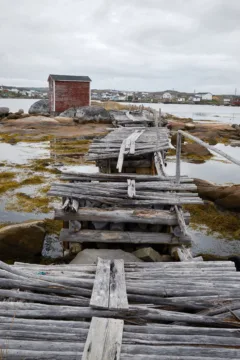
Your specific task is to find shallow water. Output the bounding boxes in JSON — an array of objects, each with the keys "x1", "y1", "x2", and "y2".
[
  {"x1": 166, "y1": 144, "x2": 240, "y2": 184},
  {"x1": 0, "y1": 142, "x2": 50, "y2": 164},
  {"x1": 60, "y1": 165, "x2": 99, "y2": 173},
  {"x1": 140, "y1": 103, "x2": 240, "y2": 124},
  {"x1": 0, "y1": 98, "x2": 40, "y2": 113},
  {"x1": 191, "y1": 228, "x2": 240, "y2": 258}
]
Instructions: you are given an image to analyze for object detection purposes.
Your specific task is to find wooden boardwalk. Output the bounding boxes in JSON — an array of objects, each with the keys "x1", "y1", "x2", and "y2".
[
  {"x1": 0, "y1": 109, "x2": 239, "y2": 358},
  {"x1": 0, "y1": 259, "x2": 239, "y2": 359}
]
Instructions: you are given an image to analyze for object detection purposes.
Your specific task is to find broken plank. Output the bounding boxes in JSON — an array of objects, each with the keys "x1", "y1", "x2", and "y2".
[
  {"x1": 116, "y1": 139, "x2": 127, "y2": 172},
  {"x1": 90, "y1": 258, "x2": 110, "y2": 309},
  {"x1": 109, "y1": 260, "x2": 128, "y2": 310},
  {"x1": 127, "y1": 179, "x2": 136, "y2": 198},
  {"x1": 81, "y1": 317, "x2": 123, "y2": 360}
]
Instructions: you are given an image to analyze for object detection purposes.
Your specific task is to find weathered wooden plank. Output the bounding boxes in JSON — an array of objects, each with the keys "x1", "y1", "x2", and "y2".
[
  {"x1": 59, "y1": 229, "x2": 191, "y2": 245},
  {"x1": 90, "y1": 258, "x2": 110, "y2": 309},
  {"x1": 109, "y1": 260, "x2": 128, "y2": 310},
  {"x1": 49, "y1": 189, "x2": 203, "y2": 206},
  {"x1": 54, "y1": 208, "x2": 191, "y2": 225},
  {"x1": 179, "y1": 130, "x2": 240, "y2": 167},
  {"x1": 175, "y1": 132, "x2": 182, "y2": 183},
  {"x1": 60, "y1": 172, "x2": 193, "y2": 183},
  {"x1": 171, "y1": 246, "x2": 203, "y2": 262},
  {"x1": 127, "y1": 179, "x2": 136, "y2": 198},
  {"x1": 116, "y1": 138, "x2": 127, "y2": 172},
  {"x1": 174, "y1": 205, "x2": 189, "y2": 236},
  {"x1": 81, "y1": 317, "x2": 123, "y2": 360}
]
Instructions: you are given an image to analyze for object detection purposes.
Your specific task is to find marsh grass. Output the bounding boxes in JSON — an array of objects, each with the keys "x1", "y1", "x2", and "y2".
[
  {"x1": 185, "y1": 202, "x2": 240, "y2": 240},
  {"x1": 6, "y1": 192, "x2": 52, "y2": 214}
]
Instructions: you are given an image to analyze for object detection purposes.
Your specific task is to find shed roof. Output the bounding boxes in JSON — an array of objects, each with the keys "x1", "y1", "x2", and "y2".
[{"x1": 48, "y1": 74, "x2": 91, "y2": 82}]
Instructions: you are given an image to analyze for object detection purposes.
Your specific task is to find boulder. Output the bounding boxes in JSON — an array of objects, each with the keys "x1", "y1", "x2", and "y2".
[
  {"x1": 182, "y1": 143, "x2": 211, "y2": 157},
  {"x1": 60, "y1": 106, "x2": 112, "y2": 123},
  {"x1": 194, "y1": 178, "x2": 240, "y2": 211},
  {"x1": 29, "y1": 99, "x2": 49, "y2": 115},
  {"x1": 70, "y1": 249, "x2": 142, "y2": 264},
  {"x1": 185, "y1": 123, "x2": 195, "y2": 130},
  {"x1": 133, "y1": 247, "x2": 162, "y2": 262},
  {"x1": 59, "y1": 108, "x2": 76, "y2": 118},
  {"x1": 0, "y1": 221, "x2": 45, "y2": 261},
  {"x1": 42, "y1": 234, "x2": 62, "y2": 259},
  {"x1": 17, "y1": 109, "x2": 24, "y2": 115},
  {"x1": 0, "y1": 107, "x2": 9, "y2": 117}
]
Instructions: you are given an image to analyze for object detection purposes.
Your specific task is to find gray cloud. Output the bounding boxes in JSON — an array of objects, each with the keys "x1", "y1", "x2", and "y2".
[{"x1": 0, "y1": 0, "x2": 239, "y2": 93}]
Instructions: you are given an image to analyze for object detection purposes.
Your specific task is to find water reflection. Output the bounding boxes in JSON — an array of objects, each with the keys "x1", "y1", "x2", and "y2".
[{"x1": 166, "y1": 159, "x2": 240, "y2": 184}]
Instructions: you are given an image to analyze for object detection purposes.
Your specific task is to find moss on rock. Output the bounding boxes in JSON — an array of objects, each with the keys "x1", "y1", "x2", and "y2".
[{"x1": 185, "y1": 202, "x2": 240, "y2": 240}]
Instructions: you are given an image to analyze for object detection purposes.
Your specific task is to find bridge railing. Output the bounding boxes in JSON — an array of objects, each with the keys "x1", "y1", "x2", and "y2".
[{"x1": 175, "y1": 130, "x2": 240, "y2": 183}]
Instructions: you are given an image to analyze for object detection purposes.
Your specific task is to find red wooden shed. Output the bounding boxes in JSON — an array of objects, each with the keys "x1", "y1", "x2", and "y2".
[{"x1": 48, "y1": 74, "x2": 91, "y2": 114}]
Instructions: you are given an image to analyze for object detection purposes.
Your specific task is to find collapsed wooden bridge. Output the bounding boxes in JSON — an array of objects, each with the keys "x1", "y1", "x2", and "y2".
[
  {"x1": 48, "y1": 109, "x2": 203, "y2": 259},
  {"x1": 0, "y1": 108, "x2": 239, "y2": 358}
]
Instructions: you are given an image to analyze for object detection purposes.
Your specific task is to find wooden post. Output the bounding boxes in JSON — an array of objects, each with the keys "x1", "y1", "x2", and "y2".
[
  {"x1": 176, "y1": 132, "x2": 182, "y2": 184},
  {"x1": 62, "y1": 197, "x2": 70, "y2": 252},
  {"x1": 159, "y1": 108, "x2": 162, "y2": 127}
]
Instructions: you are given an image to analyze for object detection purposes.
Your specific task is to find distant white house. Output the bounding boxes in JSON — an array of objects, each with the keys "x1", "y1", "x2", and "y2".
[
  {"x1": 162, "y1": 92, "x2": 173, "y2": 100},
  {"x1": 196, "y1": 93, "x2": 212, "y2": 101},
  {"x1": 224, "y1": 98, "x2": 231, "y2": 105},
  {"x1": 178, "y1": 97, "x2": 185, "y2": 102},
  {"x1": 189, "y1": 96, "x2": 201, "y2": 102}
]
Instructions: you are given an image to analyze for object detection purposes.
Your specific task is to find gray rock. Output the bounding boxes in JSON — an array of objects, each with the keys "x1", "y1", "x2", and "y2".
[
  {"x1": 70, "y1": 249, "x2": 142, "y2": 264},
  {"x1": 42, "y1": 234, "x2": 62, "y2": 259},
  {"x1": 29, "y1": 99, "x2": 49, "y2": 115},
  {"x1": 60, "y1": 106, "x2": 111, "y2": 122},
  {"x1": 17, "y1": 109, "x2": 24, "y2": 114},
  {"x1": 59, "y1": 108, "x2": 76, "y2": 118},
  {"x1": 133, "y1": 247, "x2": 162, "y2": 262},
  {"x1": 0, "y1": 221, "x2": 45, "y2": 261},
  {"x1": 0, "y1": 107, "x2": 9, "y2": 116}
]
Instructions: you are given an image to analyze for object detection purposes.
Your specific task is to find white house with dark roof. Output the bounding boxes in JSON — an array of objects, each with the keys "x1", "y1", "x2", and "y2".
[{"x1": 195, "y1": 92, "x2": 212, "y2": 101}]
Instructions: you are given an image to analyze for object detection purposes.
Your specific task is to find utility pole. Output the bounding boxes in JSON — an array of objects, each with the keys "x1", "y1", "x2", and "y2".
[{"x1": 235, "y1": 88, "x2": 237, "y2": 97}]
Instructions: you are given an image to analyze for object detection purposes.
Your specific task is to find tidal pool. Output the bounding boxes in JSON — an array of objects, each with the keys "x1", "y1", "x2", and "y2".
[
  {"x1": 191, "y1": 228, "x2": 240, "y2": 259},
  {"x1": 0, "y1": 141, "x2": 50, "y2": 164}
]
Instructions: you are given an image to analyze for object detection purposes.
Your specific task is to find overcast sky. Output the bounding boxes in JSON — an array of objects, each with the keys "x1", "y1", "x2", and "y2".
[{"x1": 0, "y1": 0, "x2": 240, "y2": 93}]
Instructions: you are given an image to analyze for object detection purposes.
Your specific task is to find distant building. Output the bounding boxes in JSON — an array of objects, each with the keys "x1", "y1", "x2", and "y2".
[
  {"x1": 162, "y1": 92, "x2": 173, "y2": 100},
  {"x1": 188, "y1": 96, "x2": 201, "y2": 103},
  {"x1": 224, "y1": 98, "x2": 231, "y2": 105},
  {"x1": 48, "y1": 74, "x2": 91, "y2": 113},
  {"x1": 196, "y1": 92, "x2": 212, "y2": 101},
  {"x1": 178, "y1": 97, "x2": 185, "y2": 103}
]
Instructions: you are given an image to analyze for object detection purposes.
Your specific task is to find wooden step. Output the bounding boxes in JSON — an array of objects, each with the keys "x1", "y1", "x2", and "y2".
[
  {"x1": 54, "y1": 208, "x2": 190, "y2": 225},
  {"x1": 60, "y1": 172, "x2": 194, "y2": 183},
  {"x1": 59, "y1": 229, "x2": 192, "y2": 245}
]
